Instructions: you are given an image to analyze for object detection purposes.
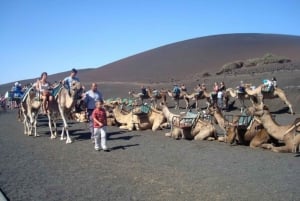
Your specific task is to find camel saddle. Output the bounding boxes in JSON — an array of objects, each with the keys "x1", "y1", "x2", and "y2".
[
  {"x1": 173, "y1": 111, "x2": 200, "y2": 128},
  {"x1": 261, "y1": 85, "x2": 274, "y2": 93}
]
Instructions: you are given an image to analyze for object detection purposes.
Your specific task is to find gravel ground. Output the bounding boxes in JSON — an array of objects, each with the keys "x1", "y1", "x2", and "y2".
[{"x1": 0, "y1": 109, "x2": 299, "y2": 201}]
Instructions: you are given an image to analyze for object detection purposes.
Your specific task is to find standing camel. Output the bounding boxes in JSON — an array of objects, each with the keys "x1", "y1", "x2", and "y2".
[
  {"x1": 20, "y1": 86, "x2": 42, "y2": 137},
  {"x1": 225, "y1": 88, "x2": 254, "y2": 113},
  {"x1": 167, "y1": 90, "x2": 189, "y2": 110},
  {"x1": 245, "y1": 84, "x2": 294, "y2": 114},
  {"x1": 183, "y1": 91, "x2": 210, "y2": 111},
  {"x1": 128, "y1": 90, "x2": 150, "y2": 105},
  {"x1": 47, "y1": 80, "x2": 83, "y2": 143},
  {"x1": 147, "y1": 88, "x2": 167, "y2": 109}
]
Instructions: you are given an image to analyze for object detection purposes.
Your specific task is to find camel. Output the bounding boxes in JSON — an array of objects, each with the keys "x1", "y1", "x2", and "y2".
[
  {"x1": 20, "y1": 86, "x2": 42, "y2": 137},
  {"x1": 205, "y1": 105, "x2": 235, "y2": 142},
  {"x1": 112, "y1": 103, "x2": 138, "y2": 131},
  {"x1": 131, "y1": 104, "x2": 166, "y2": 131},
  {"x1": 225, "y1": 116, "x2": 277, "y2": 149},
  {"x1": 183, "y1": 91, "x2": 210, "y2": 111},
  {"x1": 244, "y1": 84, "x2": 294, "y2": 114},
  {"x1": 225, "y1": 88, "x2": 255, "y2": 113},
  {"x1": 246, "y1": 103, "x2": 300, "y2": 153},
  {"x1": 128, "y1": 90, "x2": 150, "y2": 105},
  {"x1": 147, "y1": 88, "x2": 167, "y2": 109},
  {"x1": 167, "y1": 90, "x2": 189, "y2": 109},
  {"x1": 112, "y1": 103, "x2": 166, "y2": 131},
  {"x1": 293, "y1": 134, "x2": 300, "y2": 153},
  {"x1": 160, "y1": 103, "x2": 216, "y2": 140},
  {"x1": 206, "y1": 105, "x2": 276, "y2": 147},
  {"x1": 47, "y1": 80, "x2": 83, "y2": 143}
]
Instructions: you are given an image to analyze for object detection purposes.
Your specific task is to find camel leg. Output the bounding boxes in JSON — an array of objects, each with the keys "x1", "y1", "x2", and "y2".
[
  {"x1": 151, "y1": 122, "x2": 160, "y2": 132},
  {"x1": 47, "y1": 114, "x2": 57, "y2": 139},
  {"x1": 33, "y1": 116, "x2": 39, "y2": 137},
  {"x1": 276, "y1": 91, "x2": 294, "y2": 114},
  {"x1": 165, "y1": 132, "x2": 172, "y2": 137},
  {"x1": 292, "y1": 134, "x2": 300, "y2": 153},
  {"x1": 249, "y1": 130, "x2": 270, "y2": 148},
  {"x1": 195, "y1": 99, "x2": 198, "y2": 110},
  {"x1": 261, "y1": 143, "x2": 292, "y2": 153},
  {"x1": 175, "y1": 99, "x2": 179, "y2": 110},
  {"x1": 58, "y1": 107, "x2": 72, "y2": 143}
]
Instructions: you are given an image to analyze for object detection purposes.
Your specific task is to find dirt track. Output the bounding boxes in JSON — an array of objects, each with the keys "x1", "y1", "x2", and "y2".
[{"x1": 0, "y1": 109, "x2": 299, "y2": 201}]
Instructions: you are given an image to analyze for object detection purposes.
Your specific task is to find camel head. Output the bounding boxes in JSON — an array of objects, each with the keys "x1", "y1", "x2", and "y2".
[
  {"x1": 206, "y1": 105, "x2": 221, "y2": 115},
  {"x1": 246, "y1": 102, "x2": 269, "y2": 117},
  {"x1": 69, "y1": 80, "x2": 83, "y2": 98}
]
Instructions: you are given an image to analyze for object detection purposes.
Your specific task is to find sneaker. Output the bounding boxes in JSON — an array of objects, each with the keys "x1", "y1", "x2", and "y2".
[{"x1": 95, "y1": 147, "x2": 100, "y2": 151}]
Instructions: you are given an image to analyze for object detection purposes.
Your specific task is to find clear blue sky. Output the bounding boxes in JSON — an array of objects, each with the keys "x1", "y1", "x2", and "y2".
[{"x1": 1, "y1": 0, "x2": 299, "y2": 84}]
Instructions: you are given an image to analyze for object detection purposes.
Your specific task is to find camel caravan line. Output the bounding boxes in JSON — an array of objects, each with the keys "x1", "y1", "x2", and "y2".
[{"x1": 13, "y1": 81, "x2": 299, "y2": 153}]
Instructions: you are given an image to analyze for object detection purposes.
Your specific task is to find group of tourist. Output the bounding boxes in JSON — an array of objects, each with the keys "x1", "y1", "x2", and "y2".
[
  {"x1": 27, "y1": 68, "x2": 109, "y2": 152},
  {"x1": 9, "y1": 68, "x2": 279, "y2": 153}
]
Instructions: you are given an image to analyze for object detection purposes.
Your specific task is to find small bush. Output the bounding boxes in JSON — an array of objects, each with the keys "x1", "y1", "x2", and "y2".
[{"x1": 202, "y1": 72, "x2": 211, "y2": 77}]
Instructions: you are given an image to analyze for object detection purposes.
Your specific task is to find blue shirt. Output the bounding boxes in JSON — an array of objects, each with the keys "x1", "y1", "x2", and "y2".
[
  {"x1": 84, "y1": 90, "x2": 103, "y2": 110},
  {"x1": 63, "y1": 76, "x2": 80, "y2": 89}
]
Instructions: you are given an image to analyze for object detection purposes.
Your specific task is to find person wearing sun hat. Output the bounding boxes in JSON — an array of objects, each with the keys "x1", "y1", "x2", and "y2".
[{"x1": 62, "y1": 68, "x2": 80, "y2": 90}]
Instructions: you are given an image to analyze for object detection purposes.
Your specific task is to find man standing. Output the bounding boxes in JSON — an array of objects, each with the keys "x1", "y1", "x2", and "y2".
[{"x1": 83, "y1": 83, "x2": 103, "y2": 141}]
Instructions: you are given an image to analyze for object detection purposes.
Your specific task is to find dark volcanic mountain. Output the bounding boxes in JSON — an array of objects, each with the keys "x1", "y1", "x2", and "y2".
[
  {"x1": 1, "y1": 33, "x2": 300, "y2": 99},
  {"x1": 77, "y1": 33, "x2": 300, "y2": 83}
]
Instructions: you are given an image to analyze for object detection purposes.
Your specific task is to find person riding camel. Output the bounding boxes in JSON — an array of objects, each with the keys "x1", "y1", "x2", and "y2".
[
  {"x1": 237, "y1": 81, "x2": 245, "y2": 93},
  {"x1": 262, "y1": 79, "x2": 274, "y2": 92},
  {"x1": 271, "y1": 77, "x2": 277, "y2": 88},
  {"x1": 194, "y1": 84, "x2": 203, "y2": 96},
  {"x1": 180, "y1": 84, "x2": 187, "y2": 92},
  {"x1": 172, "y1": 84, "x2": 181, "y2": 99},
  {"x1": 63, "y1": 68, "x2": 80, "y2": 93},
  {"x1": 138, "y1": 85, "x2": 148, "y2": 98},
  {"x1": 210, "y1": 82, "x2": 219, "y2": 104},
  {"x1": 35, "y1": 72, "x2": 53, "y2": 114}
]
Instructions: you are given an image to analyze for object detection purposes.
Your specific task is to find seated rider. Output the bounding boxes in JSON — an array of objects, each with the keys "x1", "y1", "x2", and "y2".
[
  {"x1": 271, "y1": 77, "x2": 277, "y2": 88},
  {"x1": 152, "y1": 88, "x2": 159, "y2": 96},
  {"x1": 172, "y1": 84, "x2": 181, "y2": 99},
  {"x1": 12, "y1": 82, "x2": 24, "y2": 98},
  {"x1": 210, "y1": 82, "x2": 219, "y2": 101},
  {"x1": 237, "y1": 81, "x2": 245, "y2": 93},
  {"x1": 138, "y1": 85, "x2": 148, "y2": 97},
  {"x1": 262, "y1": 79, "x2": 274, "y2": 92},
  {"x1": 194, "y1": 84, "x2": 203, "y2": 96},
  {"x1": 180, "y1": 84, "x2": 187, "y2": 92},
  {"x1": 36, "y1": 72, "x2": 53, "y2": 114},
  {"x1": 63, "y1": 68, "x2": 80, "y2": 91}
]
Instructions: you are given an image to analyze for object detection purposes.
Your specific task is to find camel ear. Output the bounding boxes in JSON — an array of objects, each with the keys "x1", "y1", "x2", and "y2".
[{"x1": 262, "y1": 105, "x2": 269, "y2": 110}]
